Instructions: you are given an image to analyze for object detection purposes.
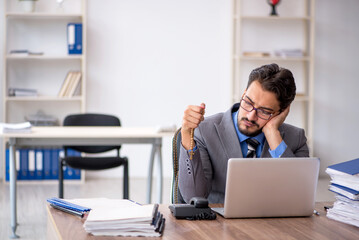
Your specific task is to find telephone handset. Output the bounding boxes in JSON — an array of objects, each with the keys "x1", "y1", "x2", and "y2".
[{"x1": 169, "y1": 197, "x2": 217, "y2": 220}]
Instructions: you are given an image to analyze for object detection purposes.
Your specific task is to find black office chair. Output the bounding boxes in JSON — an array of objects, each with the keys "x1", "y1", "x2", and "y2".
[
  {"x1": 171, "y1": 128, "x2": 186, "y2": 204},
  {"x1": 58, "y1": 113, "x2": 129, "y2": 199}
]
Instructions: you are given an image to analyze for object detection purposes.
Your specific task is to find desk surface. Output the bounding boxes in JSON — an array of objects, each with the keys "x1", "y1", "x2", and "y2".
[
  {"x1": 1, "y1": 126, "x2": 173, "y2": 138},
  {"x1": 47, "y1": 202, "x2": 359, "y2": 240}
]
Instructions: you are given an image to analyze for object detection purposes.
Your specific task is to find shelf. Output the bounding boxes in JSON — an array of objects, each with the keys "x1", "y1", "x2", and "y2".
[
  {"x1": 234, "y1": 15, "x2": 311, "y2": 21},
  {"x1": 6, "y1": 55, "x2": 83, "y2": 60},
  {"x1": 235, "y1": 55, "x2": 311, "y2": 61},
  {"x1": 232, "y1": 0, "x2": 315, "y2": 154},
  {"x1": 6, "y1": 12, "x2": 83, "y2": 19},
  {"x1": 295, "y1": 95, "x2": 310, "y2": 102},
  {"x1": 5, "y1": 96, "x2": 83, "y2": 102}
]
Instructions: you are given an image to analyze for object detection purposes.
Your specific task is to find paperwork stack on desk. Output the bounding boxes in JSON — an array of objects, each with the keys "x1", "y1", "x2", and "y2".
[
  {"x1": 67, "y1": 198, "x2": 165, "y2": 237},
  {"x1": 0, "y1": 122, "x2": 31, "y2": 133},
  {"x1": 325, "y1": 158, "x2": 359, "y2": 227}
]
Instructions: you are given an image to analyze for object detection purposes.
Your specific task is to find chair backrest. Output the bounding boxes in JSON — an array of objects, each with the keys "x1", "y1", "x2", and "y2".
[
  {"x1": 171, "y1": 128, "x2": 186, "y2": 204},
  {"x1": 63, "y1": 113, "x2": 121, "y2": 154}
]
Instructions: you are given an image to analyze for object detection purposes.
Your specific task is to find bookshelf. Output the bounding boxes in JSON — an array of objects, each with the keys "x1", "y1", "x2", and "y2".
[
  {"x1": 2, "y1": 0, "x2": 87, "y2": 182},
  {"x1": 232, "y1": 0, "x2": 315, "y2": 154}
]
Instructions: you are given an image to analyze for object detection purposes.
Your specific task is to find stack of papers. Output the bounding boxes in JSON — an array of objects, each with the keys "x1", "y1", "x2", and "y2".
[
  {"x1": 0, "y1": 122, "x2": 32, "y2": 133},
  {"x1": 325, "y1": 158, "x2": 359, "y2": 227},
  {"x1": 67, "y1": 198, "x2": 165, "y2": 237}
]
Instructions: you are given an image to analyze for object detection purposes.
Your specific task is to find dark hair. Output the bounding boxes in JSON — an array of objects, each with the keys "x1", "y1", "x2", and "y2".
[{"x1": 247, "y1": 63, "x2": 296, "y2": 110}]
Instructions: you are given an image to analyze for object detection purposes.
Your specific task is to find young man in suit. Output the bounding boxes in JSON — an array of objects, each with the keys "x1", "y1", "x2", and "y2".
[{"x1": 179, "y1": 63, "x2": 309, "y2": 203}]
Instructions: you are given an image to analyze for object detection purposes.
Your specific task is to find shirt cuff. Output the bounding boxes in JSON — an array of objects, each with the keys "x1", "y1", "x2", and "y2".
[
  {"x1": 269, "y1": 141, "x2": 287, "y2": 158},
  {"x1": 188, "y1": 145, "x2": 198, "y2": 155}
]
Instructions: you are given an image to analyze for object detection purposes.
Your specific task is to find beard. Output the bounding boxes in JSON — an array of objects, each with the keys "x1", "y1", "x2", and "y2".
[{"x1": 238, "y1": 117, "x2": 263, "y2": 137}]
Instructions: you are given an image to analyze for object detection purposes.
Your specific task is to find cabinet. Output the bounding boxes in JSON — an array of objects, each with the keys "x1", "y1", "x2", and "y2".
[
  {"x1": 232, "y1": 0, "x2": 315, "y2": 153},
  {"x1": 2, "y1": 0, "x2": 86, "y2": 181}
]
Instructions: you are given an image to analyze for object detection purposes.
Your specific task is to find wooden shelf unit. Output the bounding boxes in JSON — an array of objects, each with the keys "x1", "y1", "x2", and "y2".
[{"x1": 232, "y1": 0, "x2": 315, "y2": 154}]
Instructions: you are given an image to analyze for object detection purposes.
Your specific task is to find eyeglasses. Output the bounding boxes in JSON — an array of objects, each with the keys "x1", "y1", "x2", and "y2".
[{"x1": 240, "y1": 98, "x2": 274, "y2": 120}]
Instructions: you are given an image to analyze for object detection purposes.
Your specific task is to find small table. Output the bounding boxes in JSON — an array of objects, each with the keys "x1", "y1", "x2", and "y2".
[
  {"x1": 1, "y1": 126, "x2": 173, "y2": 238},
  {"x1": 46, "y1": 202, "x2": 359, "y2": 240}
]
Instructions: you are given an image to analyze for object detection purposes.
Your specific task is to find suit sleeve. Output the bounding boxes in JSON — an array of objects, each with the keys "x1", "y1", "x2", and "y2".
[
  {"x1": 281, "y1": 127, "x2": 309, "y2": 157},
  {"x1": 178, "y1": 128, "x2": 212, "y2": 203}
]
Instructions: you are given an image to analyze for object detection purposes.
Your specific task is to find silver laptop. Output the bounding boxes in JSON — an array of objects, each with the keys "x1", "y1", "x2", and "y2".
[{"x1": 212, "y1": 157, "x2": 320, "y2": 218}]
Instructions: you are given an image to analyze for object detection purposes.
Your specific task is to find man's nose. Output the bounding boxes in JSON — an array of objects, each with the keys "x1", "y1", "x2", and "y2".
[{"x1": 247, "y1": 109, "x2": 258, "y2": 121}]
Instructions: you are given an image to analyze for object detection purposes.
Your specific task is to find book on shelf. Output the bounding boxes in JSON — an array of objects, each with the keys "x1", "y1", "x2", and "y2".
[
  {"x1": 242, "y1": 51, "x2": 271, "y2": 57},
  {"x1": 326, "y1": 158, "x2": 359, "y2": 227},
  {"x1": 9, "y1": 50, "x2": 44, "y2": 56},
  {"x1": 66, "y1": 72, "x2": 82, "y2": 96},
  {"x1": 58, "y1": 71, "x2": 82, "y2": 97},
  {"x1": 274, "y1": 49, "x2": 304, "y2": 58},
  {"x1": 8, "y1": 88, "x2": 38, "y2": 97},
  {"x1": 58, "y1": 71, "x2": 73, "y2": 97}
]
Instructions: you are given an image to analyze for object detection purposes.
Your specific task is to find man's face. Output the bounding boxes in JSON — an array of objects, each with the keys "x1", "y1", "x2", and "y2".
[{"x1": 238, "y1": 80, "x2": 281, "y2": 137}]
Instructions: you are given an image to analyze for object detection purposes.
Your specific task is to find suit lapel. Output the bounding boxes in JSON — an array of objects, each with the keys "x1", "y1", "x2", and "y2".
[{"x1": 214, "y1": 105, "x2": 243, "y2": 159}]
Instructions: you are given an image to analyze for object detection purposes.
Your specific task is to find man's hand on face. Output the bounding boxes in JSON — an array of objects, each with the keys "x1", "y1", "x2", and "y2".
[
  {"x1": 262, "y1": 106, "x2": 290, "y2": 150},
  {"x1": 263, "y1": 106, "x2": 290, "y2": 132}
]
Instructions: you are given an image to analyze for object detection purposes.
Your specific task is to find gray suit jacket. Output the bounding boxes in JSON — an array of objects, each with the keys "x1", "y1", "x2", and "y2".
[{"x1": 178, "y1": 103, "x2": 309, "y2": 203}]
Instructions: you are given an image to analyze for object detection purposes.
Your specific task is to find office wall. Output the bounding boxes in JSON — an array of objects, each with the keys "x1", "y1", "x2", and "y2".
[
  {"x1": 0, "y1": 0, "x2": 358, "y2": 179},
  {"x1": 313, "y1": 0, "x2": 359, "y2": 176},
  {"x1": 85, "y1": 0, "x2": 359, "y2": 179},
  {"x1": 85, "y1": 0, "x2": 232, "y2": 178}
]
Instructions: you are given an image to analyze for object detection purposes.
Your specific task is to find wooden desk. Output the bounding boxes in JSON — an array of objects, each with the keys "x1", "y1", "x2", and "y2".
[
  {"x1": 47, "y1": 202, "x2": 359, "y2": 240},
  {"x1": 1, "y1": 126, "x2": 173, "y2": 238}
]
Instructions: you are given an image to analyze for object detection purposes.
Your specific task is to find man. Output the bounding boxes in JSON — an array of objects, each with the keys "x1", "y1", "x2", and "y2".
[{"x1": 179, "y1": 63, "x2": 309, "y2": 203}]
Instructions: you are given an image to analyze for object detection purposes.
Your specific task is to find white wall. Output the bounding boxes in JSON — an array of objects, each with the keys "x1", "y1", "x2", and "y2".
[
  {"x1": 1, "y1": 0, "x2": 358, "y2": 179},
  {"x1": 313, "y1": 0, "x2": 359, "y2": 176},
  {"x1": 85, "y1": 0, "x2": 232, "y2": 178}
]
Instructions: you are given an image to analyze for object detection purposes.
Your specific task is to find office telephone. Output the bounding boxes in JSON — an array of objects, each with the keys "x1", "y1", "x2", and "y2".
[{"x1": 169, "y1": 197, "x2": 216, "y2": 220}]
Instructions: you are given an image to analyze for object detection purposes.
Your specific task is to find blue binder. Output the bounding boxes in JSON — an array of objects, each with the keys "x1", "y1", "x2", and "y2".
[
  {"x1": 329, "y1": 183, "x2": 359, "y2": 200},
  {"x1": 19, "y1": 149, "x2": 29, "y2": 180},
  {"x1": 64, "y1": 148, "x2": 82, "y2": 180},
  {"x1": 5, "y1": 149, "x2": 9, "y2": 182},
  {"x1": 35, "y1": 149, "x2": 44, "y2": 180},
  {"x1": 28, "y1": 149, "x2": 36, "y2": 180},
  {"x1": 67, "y1": 23, "x2": 82, "y2": 54},
  {"x1": 327, "y1": 158, "x2": 359, "y2": 175},
  {"x1": 6, "y1": 149, "x2": 22, "y2": 181},
  {"x1": 43, "y1": 149, "x2": 52, "y2": 179},
  {"x1": 51, "y1": 149, "x2": 60, "y2": 180}
]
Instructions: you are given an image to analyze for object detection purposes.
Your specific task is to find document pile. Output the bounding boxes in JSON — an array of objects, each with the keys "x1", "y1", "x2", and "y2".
[
  {"x1": 0, "y1": 122, "x2": 32, "y2": 133},
  {"x1": 325, "y1": 158, "x2": 359, "y2": 227},
  {"x1": 68, "y1": 198, "x2": 165, "y2": 237}
]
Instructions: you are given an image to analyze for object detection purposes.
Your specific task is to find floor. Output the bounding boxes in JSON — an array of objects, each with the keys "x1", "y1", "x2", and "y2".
[{"x1": 0, "y1": 177, "x2": 335, "y2": 240}]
